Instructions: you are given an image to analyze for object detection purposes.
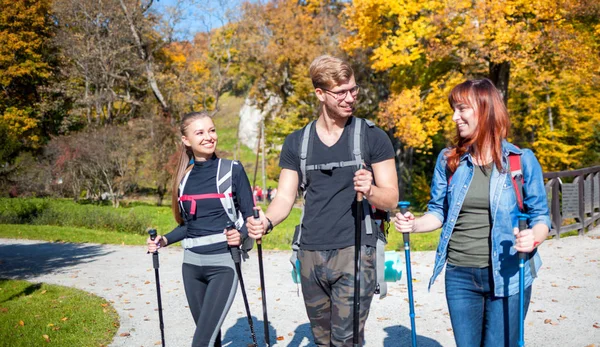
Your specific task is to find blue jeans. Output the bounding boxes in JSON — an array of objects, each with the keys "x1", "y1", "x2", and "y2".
[{"x1": 444, "y1": 264, "x2": 532, "y2": 347}]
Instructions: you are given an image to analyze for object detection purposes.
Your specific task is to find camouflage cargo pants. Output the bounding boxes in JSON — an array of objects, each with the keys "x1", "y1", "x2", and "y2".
[{"x1": 298, "y1": 245, "x2": 376, "y2": 346}]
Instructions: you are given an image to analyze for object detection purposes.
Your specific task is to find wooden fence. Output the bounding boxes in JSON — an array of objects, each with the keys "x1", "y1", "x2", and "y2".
[{"x1": 544, "y1": 165, "x2": 600, "y2": 238}]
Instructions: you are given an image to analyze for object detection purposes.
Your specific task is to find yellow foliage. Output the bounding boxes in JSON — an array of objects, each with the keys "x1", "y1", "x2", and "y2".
[
  {"x1": 344, "y1": 0, "x2": 600, "y2": 170},
  {"x1": 2, "y1": 107, "x2": 40, "y2": 148}
]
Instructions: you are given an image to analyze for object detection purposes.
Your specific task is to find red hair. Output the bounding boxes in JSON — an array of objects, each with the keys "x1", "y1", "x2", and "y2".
[{"x1": 445, "y1": 79, "x2": 510, "y2": 173}]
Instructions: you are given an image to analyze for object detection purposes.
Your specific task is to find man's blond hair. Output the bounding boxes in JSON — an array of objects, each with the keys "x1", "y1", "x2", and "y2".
[{"x1": 309, "y1": 55, "x2": 354, "y2": 90}]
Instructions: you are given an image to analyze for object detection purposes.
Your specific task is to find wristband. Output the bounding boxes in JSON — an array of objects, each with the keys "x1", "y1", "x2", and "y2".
[
  {"x1": 533, "y1": 241, "x2": 540, "y2": 248},
  {"x1": 265, "y1": 217, "x2": 274, "y2": 235}
]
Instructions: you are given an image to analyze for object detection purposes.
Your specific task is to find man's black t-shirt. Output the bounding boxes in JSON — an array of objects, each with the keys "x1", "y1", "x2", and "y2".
[{"x1": 279, "y1": 117, "x2": 395, "y2": 251}]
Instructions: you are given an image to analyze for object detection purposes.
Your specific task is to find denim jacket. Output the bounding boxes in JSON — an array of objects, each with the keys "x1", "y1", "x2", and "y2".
[{"x1": 426, "y1": 140, "x2": 551, "y2": 297}]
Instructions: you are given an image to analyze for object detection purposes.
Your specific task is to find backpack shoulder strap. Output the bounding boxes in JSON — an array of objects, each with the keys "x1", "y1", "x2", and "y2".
[
  {"x1": 178, "y1": 165, "x2": 194, "y2": 215},
  {"x1": 299, "y1": 121, "x2": 315, "y2": 192},
  {"x1": 217, "y1": 159, "x2": 244, "y2": 229},
  {"x1": 508, "y1": 153, "x2": 525, "y2": 212}
]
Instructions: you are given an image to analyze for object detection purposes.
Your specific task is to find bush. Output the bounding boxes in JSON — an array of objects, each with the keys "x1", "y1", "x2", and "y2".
[
  {"x1": 0, "y1": 199, "x2": 49, "y2": 224},
  {"x1": 0, "y1": 198, "x2": 149, "y2": 235}
]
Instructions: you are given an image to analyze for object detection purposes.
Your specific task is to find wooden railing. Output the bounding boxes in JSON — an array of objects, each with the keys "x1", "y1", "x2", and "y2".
[{"x1": 544, "y1": 165, "x2": 600, "y2": 238}]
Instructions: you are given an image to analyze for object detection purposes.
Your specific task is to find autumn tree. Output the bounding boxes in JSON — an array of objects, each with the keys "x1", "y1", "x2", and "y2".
[
  {"x1": 52, "y1": 0, "x2": 149, "y2": 125},
  {"x1": 234, "y1": 0, "x2": 346, "y2": 141},
  {"x1": 343, "y1": 0, "x2": 600, "y2": 199},
  {"x1": 0, "y1": 0, "x2": 58, "y2": 153}
]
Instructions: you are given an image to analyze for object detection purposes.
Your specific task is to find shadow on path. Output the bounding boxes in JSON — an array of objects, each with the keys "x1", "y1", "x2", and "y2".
[
  {"x1": 284, "y1": 322, "x2": 313, "y2": 347},
  {"x1": 222, "y1": 315, "x2": 279, "y2": 346},
  {"x1": 0, "y1": 242, "x2": 112, "y2": 279},
  {"x1": 383, "y1": 325, "x2": 444, "y2": 347}
]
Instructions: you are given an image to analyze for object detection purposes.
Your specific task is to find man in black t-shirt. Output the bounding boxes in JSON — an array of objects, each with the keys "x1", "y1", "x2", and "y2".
[{"x1": 246, "y1": 55, "x2": 398, "y2": 346}]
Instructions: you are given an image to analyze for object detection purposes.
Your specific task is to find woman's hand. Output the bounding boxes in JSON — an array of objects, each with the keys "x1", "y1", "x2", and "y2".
[
  {"x1": 147, "y1": 235, "x2": 166, "y2": 253},
  {"x1": 225, "y1": 228, "x2": 241, "y2": 247},
  {"x1": 394, "y1": 211, "x2": 416, "y2": 233},
  {"x1": 246, "y1": 206, "x2": 267, "y2": 240},
  {"x1": 513, "y1": 227, "x2": 536, "y2": 253}
]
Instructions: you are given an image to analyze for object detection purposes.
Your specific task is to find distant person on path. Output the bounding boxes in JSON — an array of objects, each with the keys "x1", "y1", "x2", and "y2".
[
  {"x1": 395, "y1": 79, "x2": 551, "y2": 347},
  {"x1": 246, "y1": 55, "x2": 398, "y2": 346},
  {"x1": 256, "y1": 185, "x2": 263, "y2": 202},
  {"x1": 146, "y1": 111, "x2": 255, "y2": 347}
]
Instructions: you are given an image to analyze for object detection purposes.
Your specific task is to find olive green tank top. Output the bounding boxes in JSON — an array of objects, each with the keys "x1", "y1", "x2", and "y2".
[{"x1": 447, "y1": 164, "x2": 492, "y2": 268}]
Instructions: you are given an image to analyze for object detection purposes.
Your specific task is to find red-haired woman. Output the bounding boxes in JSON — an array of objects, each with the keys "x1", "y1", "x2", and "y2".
[
  {"x1": 395, "y1": 79, "x2": 550, "y2": 346},
  {"x1": 146, "y1": 111, "x2": 254, "y2": 346}
]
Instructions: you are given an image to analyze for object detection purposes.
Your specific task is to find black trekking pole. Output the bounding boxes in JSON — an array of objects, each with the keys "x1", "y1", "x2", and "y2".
[
  {"x1": 147, "y1": 229, "x2": 166, "y2": 347},
  {"x1": 518, "y1": 213, "x2": 529, "y2": 347},
  {"x1": 254, "y1": 209, "x2": 271, "y2": 346},
  {"x1": 398, "y1": 201, "x2": 417, "y2": 347},
  {"x1": 353, "y1": 191, "x2": 364, "y2": 347},
  {"x1": 227, "y1": 223, "x2": 258, "y2": 347}
]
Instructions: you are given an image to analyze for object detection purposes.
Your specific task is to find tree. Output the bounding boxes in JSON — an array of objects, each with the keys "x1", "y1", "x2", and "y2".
[
  {"x1": 0, "y1": 0, "x2": 57, "y2": 151},
  {"x1": 52, "y1": 0, "x2": 148, "y2": 125},
  {"x1": 343, "y1": 0, "x2": 600, "y2": 180},
  {"x1": 234, "y1": 0, "x2": 346, "y2": 144}
]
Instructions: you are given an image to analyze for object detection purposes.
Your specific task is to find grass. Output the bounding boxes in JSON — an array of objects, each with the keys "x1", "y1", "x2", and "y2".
[
  {"x1": 0, "y1": 224, "x2": 147, "y2": 245},
  {"x1": 0, "y1": 200, "x2": 442, "y2": 251},
  {"x1": 0, "y1": 279, "x2": 119, "y2": 347}
]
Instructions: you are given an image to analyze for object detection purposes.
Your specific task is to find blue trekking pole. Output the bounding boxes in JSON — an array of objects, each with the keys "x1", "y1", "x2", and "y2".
[
  {"x1": 147, "y1": 229, "x2": 166, "y2": 347},
  {"x1": 398, "y1": 201, "x2": 417, "y2": 347},
  {"x1": 518, "y1": 213, "x2": 529, "y2": 347}
]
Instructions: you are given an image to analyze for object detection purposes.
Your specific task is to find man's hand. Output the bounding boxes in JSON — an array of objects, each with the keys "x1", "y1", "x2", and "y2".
[
  {"x1": 246, "y1": 206, "x2": 268, "y2": 240},
  {"x1": 353, "y1": 168, "x2": 373, "y2": 197}
]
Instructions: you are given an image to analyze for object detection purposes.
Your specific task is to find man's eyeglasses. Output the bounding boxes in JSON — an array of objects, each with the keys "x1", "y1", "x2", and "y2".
[{"x1": 320, "y1": 85, "x2": 360, "y2": 102}]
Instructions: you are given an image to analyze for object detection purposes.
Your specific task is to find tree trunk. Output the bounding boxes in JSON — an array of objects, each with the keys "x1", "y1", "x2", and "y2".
[
  {"x1": 119, "y1": 0, "x2": 169, "y2": 116},
  {"x1": 546, "y1": 93, "x2": 554, "y2": 132},
  {"x1": 156, "y1": 182, "x2": 166, "y2": 206},
  {"x1": 489, "y1": 61, "x2": 510, "y2": 105}
]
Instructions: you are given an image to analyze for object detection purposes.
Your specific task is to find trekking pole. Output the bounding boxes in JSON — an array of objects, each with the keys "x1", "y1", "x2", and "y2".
[
  {"x1": 518, "y1": 213, "x2": 529, "y2": 347},
  {"x1": 353, "y1": 191, "x2": 364, "y2": 347},
  {"x1": 398, "y1": 201, "x2": 417, "y2": 347},
  {"x1": 254, "y1": 209, "x2": 271, "y2": 346},
  {"x1": 227, "y1": 222, "x2": 258, "y2": 347},
  {"x1": 147, "y1": 229, "x2": 166, "y2": 347}
]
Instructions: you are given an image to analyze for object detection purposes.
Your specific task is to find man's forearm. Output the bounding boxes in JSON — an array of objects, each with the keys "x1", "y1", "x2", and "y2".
[
  {"x1": 265, "y1": 194, "x2": 296, "y2": 227},
  {"x1": 367, "y1": 184, "x2": 398, "y2": 211}
]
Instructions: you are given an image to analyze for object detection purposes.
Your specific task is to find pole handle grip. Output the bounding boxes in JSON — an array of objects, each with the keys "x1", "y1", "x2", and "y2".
[
  {"x1": 253, "y1": 209, "x2": 262, "y2": 245},
  {"x1": 518, "y1": 213, "x2": 529, "y2": 258},
  {"x1": 226, "y1": 222, "x2": 242, "y2": 263},
  {"x1": 148, "y1": 228, "x2": 157, "y2": 241},
  {"x1": 398, "y1": 201, "x2": 411, "y2": 241}
]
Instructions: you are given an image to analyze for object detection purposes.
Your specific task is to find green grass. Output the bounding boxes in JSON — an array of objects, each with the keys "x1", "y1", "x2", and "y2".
[
  {"x1": 0, "y1": 224, "x2": 147, "y2": 245},
  {"x1": 0, "y1": 197, "x2": 442, "y2": 251},
  {"x1": 0, "y1": 279, "x2": 119, "y2": 347},
  {"x1": 385, "y1": 226, "x2": 441, "y2": 252}
]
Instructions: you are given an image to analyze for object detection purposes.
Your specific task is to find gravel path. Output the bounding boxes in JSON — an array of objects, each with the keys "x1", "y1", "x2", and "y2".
[{"x1": 1, "y1": 228, "x2": 599, "y2": 347}]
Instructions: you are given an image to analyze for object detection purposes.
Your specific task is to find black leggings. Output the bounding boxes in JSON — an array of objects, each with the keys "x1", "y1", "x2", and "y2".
[{"x1": 182, "y1": 252, "x2": 238, "y2": 347}]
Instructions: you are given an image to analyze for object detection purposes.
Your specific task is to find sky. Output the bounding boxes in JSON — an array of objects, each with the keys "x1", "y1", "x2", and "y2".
[{"x1": 152, "y1": 0, "x2": 245, "y2": 40}]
